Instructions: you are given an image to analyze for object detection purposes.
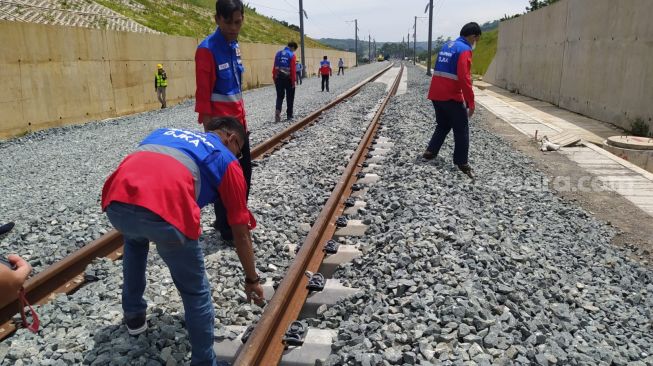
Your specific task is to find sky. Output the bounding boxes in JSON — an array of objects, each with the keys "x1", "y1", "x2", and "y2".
[{"x1": 247, "y1": 0, "x2": 530, "y2": 42}]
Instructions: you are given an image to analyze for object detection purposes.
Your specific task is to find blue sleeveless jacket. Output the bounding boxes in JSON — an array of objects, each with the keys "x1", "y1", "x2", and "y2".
[
  {"x1": 433, "y1": 37, "x2": 472, "y2": 81},
  {"x1": 138, "y1": 128, "x2": 238, "y2": 208},
  {"x1": 274, "y1": 47, "x2": 295, "y2": 75}
]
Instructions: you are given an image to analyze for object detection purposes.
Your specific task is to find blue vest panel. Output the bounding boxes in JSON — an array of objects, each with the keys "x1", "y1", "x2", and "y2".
[
  {"x1": 198, "y1": 28, "x2": 245, "y2": 97},
  {"x1": 433, "y1": 37, "x2": 472, "y2": 80},
  {"x1": 139, "y1": 128, "x2": 238, "y2": 208},
  {"x1": 275, "y1": 47, "x2": 294, "y2": 73}
]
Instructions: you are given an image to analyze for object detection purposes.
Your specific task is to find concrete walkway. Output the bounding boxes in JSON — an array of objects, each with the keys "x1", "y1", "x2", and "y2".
[
  {"x1": 476, "y1": 81, "x2": 625, "y2": 145},
  {"x1": 475, "y1": 83, "x2": 653, "y2": 217}
]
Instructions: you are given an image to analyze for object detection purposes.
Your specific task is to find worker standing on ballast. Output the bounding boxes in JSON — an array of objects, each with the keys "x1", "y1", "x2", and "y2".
[
  {"x1": 272, "y1": 41, "x2": 298, "y2": 122},
  {"x1": 195, "y1": 0, "x2": 252, "y2": 243},
  {"x1": 422, "y1": 22, "x2": 482, "y2": 179},
  {"x1": 155, "y1": 64, "x2": 168, "y2": 109},
  {"x1": 296, "y1": 60, "x2": 303, "y2": 85},
  {"x1": 319, "y1": 55, "x2": 332, "y2": 92}
]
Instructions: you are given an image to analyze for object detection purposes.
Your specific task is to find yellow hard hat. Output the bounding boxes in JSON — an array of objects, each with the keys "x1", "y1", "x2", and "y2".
[{"x1": 157, "y1": 64, "x2": 163, "y2": 69}]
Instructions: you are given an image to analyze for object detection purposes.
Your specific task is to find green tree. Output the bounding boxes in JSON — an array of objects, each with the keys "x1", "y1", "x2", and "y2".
[{"x1": 527, "y1": 0, "x2": 560, "y2": 12}]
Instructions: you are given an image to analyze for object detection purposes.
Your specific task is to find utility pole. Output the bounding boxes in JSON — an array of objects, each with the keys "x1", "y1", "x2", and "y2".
[
  {"x1": 426, "y1": 0, "x2": 433, "y2": 75},
  {"x1": 368, "y1": 34, "x2": 371, "y2": 63},
  {"x1": 414, "y1": 16, "x2": 427, "y2": 66},
  {"x1": 373, "y1": 38, "x2": 376, "y2": 61},
  {"x1": 407, "y1": 32, "x2": 410, "y2": 61},
  {"x1": 414, "y1": 16, "x2": 417, "y2": 65},
  {"x1": 299, "y1": 0, "x2": 307, "y2": 77},
  {"x1": 402, "y1": 36, "x2": 405, "y2": 60},
  {"x1": 355, "y1": 19, "x2": 358, "y2": 66}
]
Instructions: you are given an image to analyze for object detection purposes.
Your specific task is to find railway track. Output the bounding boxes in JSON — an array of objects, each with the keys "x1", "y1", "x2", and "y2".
[
  {"x1": 234, "y1": 62, "x2": 404, "y2": 365},
  {"x1": 0, "y1": 63, "x2": 396, "y2": 341}
]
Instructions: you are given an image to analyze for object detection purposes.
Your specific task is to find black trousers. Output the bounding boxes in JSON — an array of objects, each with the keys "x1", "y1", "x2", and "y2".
[
  {"x1": 338, "y1": 66, "x2": 344, "y2": 75},
  {"x1": 296, "y1": 72, "x2": 302, "y2": 85},
  {"x1": 275, "y1": 76, "x2": 295, "y2": 118},
  {"x1": 426, "y1": 100, "x2": 469, "y2": 166},
  {"x1": 214, "y1": 135, "x2": 252, "y2": 241},
  {"x1": 321, "y1": 75, "x2": 330, "y2": 92}
]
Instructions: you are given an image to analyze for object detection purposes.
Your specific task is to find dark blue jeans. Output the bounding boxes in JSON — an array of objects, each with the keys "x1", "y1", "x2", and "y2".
[
  {"x1": 426, "y1": 100, "x2": 470, "y2": 166},
  {"x1": 106, "y1": 202, "x2": 217, "y2": 366}
]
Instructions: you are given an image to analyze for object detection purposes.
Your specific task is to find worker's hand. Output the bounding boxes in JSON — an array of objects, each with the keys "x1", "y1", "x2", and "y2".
[
  {"x1": 245, "y1": 282, "x2": 265, "y2": 306},
  {"x1": 468, "y1": 107, "x2": 475, "y2": 118},
  {"x1": 3, "y1": 255, "x2": 32, "y2": 294}
]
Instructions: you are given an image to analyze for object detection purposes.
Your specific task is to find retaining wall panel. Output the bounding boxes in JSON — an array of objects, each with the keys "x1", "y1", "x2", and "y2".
[
  {"x1": 0, "y1": 21, "x2": 356, "y2": 138},
  {"x1": 487, "y1": 0, "x2": 653, "y2": 132},
  {"x1": 517, "y1": 1, "x2": 567, "y2": 105}
]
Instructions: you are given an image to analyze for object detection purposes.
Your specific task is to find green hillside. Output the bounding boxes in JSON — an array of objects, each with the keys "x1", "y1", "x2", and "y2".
[
  {"x1": 472, "y1": 28, "x2": 498, "y2": 76},
  {"x1": 94, "y1": 0, "x2": 330, "y2": 48}
]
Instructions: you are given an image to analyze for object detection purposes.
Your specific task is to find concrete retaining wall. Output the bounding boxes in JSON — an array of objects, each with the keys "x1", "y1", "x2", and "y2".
[
  {"x1": 485, "y1": 0, "x2": 653, "y2": 132},
  {"x1": 0, "y1": 21, "x2": 356, "y2": 138}
]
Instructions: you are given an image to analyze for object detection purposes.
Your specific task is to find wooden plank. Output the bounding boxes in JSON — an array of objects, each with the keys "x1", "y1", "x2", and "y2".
[{"x1": 548, "y1": 131, "x2": 581, "y2": 147}]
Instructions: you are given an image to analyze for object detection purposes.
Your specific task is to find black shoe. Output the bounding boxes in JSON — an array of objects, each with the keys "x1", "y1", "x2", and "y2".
[
  {"x1": 422, "y1": 151, "x2": 436, "y2": 160},
  {"x1": 287, "y1": 115, "x2": 293, "y2": 120},
  {"x1": 457, "y1": 164, "x2": 474, "y2": 179},
  {"x1": 125, "y1": 314, "x2": 147, "y2": 336},
  {"x1": 213, "y1": 220, "x2": 234, "y2": 242},
  {"x1": 0, "y1": 222, "x2": 14, "y2": 238}
]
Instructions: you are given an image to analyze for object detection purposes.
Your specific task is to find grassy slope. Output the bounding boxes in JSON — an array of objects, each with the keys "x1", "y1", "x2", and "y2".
[
  {"x1": 472, "y1": 28, "x2": 498, "y2": 76},
  {"x1": 94, "y1": 0, "x2": 329, "y2": 48}
]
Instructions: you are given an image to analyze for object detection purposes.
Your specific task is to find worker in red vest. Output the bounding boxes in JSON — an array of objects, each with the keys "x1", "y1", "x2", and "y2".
[
  {"x1": 272, "y1": 41, "x2": 298, "y2": 121},
  {"x1": 423, "y1": 22, "x2": 481, "y2": 179},
  {"x1": 319, "y1": 56, "x2": 332, "y2": 92}
]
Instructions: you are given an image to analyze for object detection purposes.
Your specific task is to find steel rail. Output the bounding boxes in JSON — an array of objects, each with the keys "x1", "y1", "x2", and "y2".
[
  {"x1": 251, "y1": 63, "x2": 393, "y2": 159},
  {"x1": 234, "y1": 63, "x2": 405, "y2": 366},
  {"x1": 0, "y1": 230, "x2": 123, "y2": 339},
  {"x1": 0, "y1": 64, "x2": 396, "y2": 340}
]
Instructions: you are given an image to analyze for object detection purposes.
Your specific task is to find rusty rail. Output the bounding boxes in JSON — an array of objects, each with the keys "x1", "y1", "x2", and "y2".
[
  {"x1": 234, "y1": 63, "x2": 405, "y2": 365},
  {"x1": 0, "y1": 230, "x2": 123, "y2": 339},
  {"x1": 0, "y1": 64, "x2": 396, "y2": 340}
]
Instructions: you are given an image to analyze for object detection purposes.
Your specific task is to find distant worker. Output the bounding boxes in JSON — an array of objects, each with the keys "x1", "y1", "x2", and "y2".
[
  {"x1": 102, "y1": 117, "x2": 264, "y2": 366},
  {"x1": 155, "y1": 64, "x2": 168, "y2": 109},
  {"x1": 319, "y1": 56, "x2": 332, "y2": 92},
  {"x1": 296, "y1": 60, "x2": 303, "y2": 85},
  {"x1": 422, "y1": 22, "x2": 481, "y2": 179},
  {"x1": 272, "y1": 41, "x2": 298, "y2": 122},
  {"x1": 195, "y1": 0, "x2": 252, "y2": 242},
  {"x1": 337, "y1": 57, "x2": 345, "y2": 75}
]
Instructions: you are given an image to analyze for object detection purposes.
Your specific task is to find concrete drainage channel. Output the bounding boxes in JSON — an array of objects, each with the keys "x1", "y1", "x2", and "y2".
[{"x1": 214, "y1": 64, "x2": 404, "y2": 365}]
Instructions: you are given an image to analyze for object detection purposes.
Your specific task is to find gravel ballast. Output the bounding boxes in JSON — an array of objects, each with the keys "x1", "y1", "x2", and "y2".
[
  {"x1": 1, "y1": 63, "x2": 651, "y2": 366},
  {"x1": 0, "y1": 78, "x2": 389, "y2": 365},
  {"x1": 313, "y1": 66, "x2": 653, "y2": 365},
  {"x1": 0, "y1": 63, "x2": 387, "y2": 273}
]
